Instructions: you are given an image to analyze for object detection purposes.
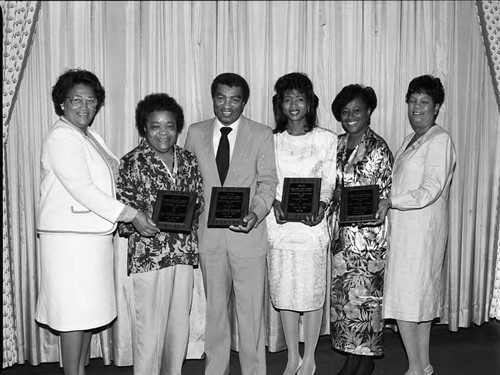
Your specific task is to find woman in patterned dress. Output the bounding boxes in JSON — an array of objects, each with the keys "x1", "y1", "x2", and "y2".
[
  {"x1": 330, "y1": 84, "x2": 393, "y2": 375},
  {"x1": 267, "y1": 72, "x2": 337, "y2": 375},
  {"x1": 116, "y1": 93, "x2": 204, "y2": 375}
]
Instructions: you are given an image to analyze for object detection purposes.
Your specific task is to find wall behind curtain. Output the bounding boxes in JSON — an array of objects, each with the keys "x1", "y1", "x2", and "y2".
[{"x1": 6, "y1": 0, "x2": 500, "y2": 365}]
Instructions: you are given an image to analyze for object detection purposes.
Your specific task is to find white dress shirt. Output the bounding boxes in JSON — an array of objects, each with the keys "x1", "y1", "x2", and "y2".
[{"x1": 212, "y1": 117, "x2": 240, "y2": 162}]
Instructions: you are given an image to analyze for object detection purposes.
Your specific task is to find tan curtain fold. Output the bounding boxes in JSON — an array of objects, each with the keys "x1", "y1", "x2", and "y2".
[
  {"x1": 1, "y1": 0, "x2": 41, "y2": 369},
  {"x1": 491, "y1": 201, "x2": 500, "y2": 320},
  {"x1": 475, "y1": 0, "x2": 500, "y2": 322}
]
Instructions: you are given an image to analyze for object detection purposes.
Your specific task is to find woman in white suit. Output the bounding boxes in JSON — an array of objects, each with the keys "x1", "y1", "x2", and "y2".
[
  {"x1": 35, "y1": 69, "x2": 158, "y2": 375},
  {"x1": 376, "y1": 75, "x2": 456, "y2": 375}
]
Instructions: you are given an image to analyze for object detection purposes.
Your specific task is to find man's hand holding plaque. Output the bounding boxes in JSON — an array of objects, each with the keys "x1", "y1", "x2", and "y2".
[
  {"x1": 229, "y1": 210, "x2": 258, "y2": 233},
  {"x1": 207, "y1": 187, "x2": 251, "y2": 229}
]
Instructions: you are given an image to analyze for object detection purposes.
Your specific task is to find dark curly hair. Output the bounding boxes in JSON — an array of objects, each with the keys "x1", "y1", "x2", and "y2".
[
  {"x1": 51, "y1": 69, "x2": 105, "y2": 117},
  {"x1": 135, "y1": 93, "x2": 185, "y2": 138},
  {"x1": 331, "y1": 84, "x2": 377, "y2": 124},
  {"x1": 211, "y1": 72, "x2": 250, "y2": 104},
  {"x1": 405, "y1": 75, "x2": 445, "y2": 117},
  {"x1": 272, "y1": 72, "x2": 319, "y2": 134}
]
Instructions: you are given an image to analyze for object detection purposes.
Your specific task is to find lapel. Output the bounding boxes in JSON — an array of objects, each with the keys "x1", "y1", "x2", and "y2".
[
  {"x1": 395, "y1": 125, "x2": 438, "y2": 168},
  {"x1": 201, "y1": 119, "x2": 222, "y2": 185}
]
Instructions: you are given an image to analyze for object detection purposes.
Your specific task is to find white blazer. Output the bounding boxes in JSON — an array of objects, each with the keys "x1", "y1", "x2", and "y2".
[{"x1": 37, "y1": 117, "x2": 125, "y2": 235}]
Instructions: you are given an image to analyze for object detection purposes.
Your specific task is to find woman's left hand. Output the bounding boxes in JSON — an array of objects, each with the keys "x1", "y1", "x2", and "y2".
[
  {"x1": 373, "y1": 198, "x2": 391, "y2": 225},
  {"x1": 132, "y1": 211, "x2": 160, "y2": 237},
  {"x1": 302, "y1": 201, "x2": 326, "y2": 227}
]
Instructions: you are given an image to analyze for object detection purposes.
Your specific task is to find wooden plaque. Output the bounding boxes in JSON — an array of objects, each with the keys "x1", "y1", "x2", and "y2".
[
  {"x1": 281, "y1": 177, "x2": 321, "y2": 221},
  {"x1": 152, "y1": 190, "x2": 196, "y2": 233},
  {"x1": 207, "y1": 187, "x2": 250, "y2": 228},
  {"x1": 339, "y1": 185, "x2": 379, "y2": 225}
]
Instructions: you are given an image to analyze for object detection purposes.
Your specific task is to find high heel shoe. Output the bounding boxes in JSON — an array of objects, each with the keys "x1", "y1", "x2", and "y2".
[
  {"x1": 423, "y1": 365, "x2": 434, "y2": 375},
  {"x1": 283, "y1": 358, "x2": 302, "y2": 375},
  {"x1": 294, "y1": 358, "x2": 303, "y2": 374},
  {"x1": 297, "y1": 362, "x2": 315, "y2": 375}
]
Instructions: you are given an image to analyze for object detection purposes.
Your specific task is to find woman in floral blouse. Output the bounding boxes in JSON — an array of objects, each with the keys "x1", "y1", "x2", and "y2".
[
  {"x1": 116, "y1": 93, "x2": 203, "y2": 375},
  {"x1": 329, "y1": 84, "x2": 393, "y2": 375}
]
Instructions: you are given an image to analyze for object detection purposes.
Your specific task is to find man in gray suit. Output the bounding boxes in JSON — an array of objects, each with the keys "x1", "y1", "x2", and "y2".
[{"x1": 185, "y1": 72, "x2": 278, "y2": 375}]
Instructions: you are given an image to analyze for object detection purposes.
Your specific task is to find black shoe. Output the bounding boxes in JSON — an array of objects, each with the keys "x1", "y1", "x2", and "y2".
[
  {"x1": 352, "y1": 356, "x2": 374, "y2": 375},
  {"x1": 337, "y1": 354, "x2": 361, "y2": 375}
]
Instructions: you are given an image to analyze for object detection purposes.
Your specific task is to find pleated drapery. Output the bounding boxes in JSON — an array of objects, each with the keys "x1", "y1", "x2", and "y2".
[
  {"x1": 2, "y1": 0, "x2": 41, "y2": 368},
  {"x1": 3, "y1": 0, "x2": 500, "y2": 368},
  {"x1": 475, "y1": 0, "x2": 500, "y2": 321}
]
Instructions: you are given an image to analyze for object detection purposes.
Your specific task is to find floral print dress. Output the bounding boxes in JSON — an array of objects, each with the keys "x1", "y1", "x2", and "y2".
[
  {"x1": 116, "y1": 140, "x2": 204, "y2": 275},
  {"x1": 330, "y1": 127, "x2": 393, "y2": 356}
]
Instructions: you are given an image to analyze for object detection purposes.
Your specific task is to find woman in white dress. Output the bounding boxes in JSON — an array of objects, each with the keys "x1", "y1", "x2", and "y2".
[
  {"x1": 267, "y1": 72, "x2": 337, "y2": 375},
  {"x1": 376, "y1": 75, "x2": 457, "y2": 375},
  {"x1": 36, "y1": 69, "x2": 158, "y2": 375}
]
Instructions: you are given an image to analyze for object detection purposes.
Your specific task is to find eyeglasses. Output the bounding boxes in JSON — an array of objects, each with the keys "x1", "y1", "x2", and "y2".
[{"x1": 66, "y1": 95, "x2": 99, "y2": 108}]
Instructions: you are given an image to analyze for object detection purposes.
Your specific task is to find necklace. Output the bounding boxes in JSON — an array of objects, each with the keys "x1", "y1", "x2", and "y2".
[{"x1": 405, "y1": 124, "x2": 435, "y2": 151}]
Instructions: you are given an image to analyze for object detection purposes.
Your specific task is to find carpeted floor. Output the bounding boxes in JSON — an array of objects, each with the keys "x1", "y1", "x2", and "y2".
[{"x1": 4, "y1": 320, "x2": 500, "y2": 374}]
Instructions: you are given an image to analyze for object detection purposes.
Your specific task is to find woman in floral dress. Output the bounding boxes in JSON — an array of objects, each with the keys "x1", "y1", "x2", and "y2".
[
  {"x1": 116, "y1": 93, "x2": 204, "y2": 375},
  {"x1": 329, "y1": 84, "x2": 393, "y2": 375}
]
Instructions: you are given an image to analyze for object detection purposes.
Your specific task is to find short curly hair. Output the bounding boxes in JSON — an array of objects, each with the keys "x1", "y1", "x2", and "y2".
[
  {"x1": 331, "y1": 84, "x2": 377, "y2": 124},
  {"x1": 135, "y1": 93, "x2": 185, "y2": 138},
  {"x1": 405, "y1": 75, "x2": 445, "y2": 107},
  {"x1": 272, "y1": 72, "x2": 319, "y2": 134},
  {"x1": 211, "y1": 73, "x2": 250, "y2": 104},
  {"x1": 51, "y1": 69, "x2": 105, "y2": 117}
]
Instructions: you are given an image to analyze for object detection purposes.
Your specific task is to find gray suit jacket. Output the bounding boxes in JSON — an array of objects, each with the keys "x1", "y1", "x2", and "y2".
[{"x1": 184, "y1": 115, "x2": 278, "y2": 257}]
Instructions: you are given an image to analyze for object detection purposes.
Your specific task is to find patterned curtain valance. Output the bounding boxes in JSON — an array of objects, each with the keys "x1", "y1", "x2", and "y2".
[
  {"x1": 2, "y1": 0, "x2": 41, "y2": 145},
  {"x1": 476, "y1": 0, "x2": 500, "y2": 113}
]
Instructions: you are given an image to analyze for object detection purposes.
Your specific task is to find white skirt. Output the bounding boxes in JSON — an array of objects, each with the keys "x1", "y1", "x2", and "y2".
[{"x1": 35, "y1": 233, "x2": 117, "y2": 331}]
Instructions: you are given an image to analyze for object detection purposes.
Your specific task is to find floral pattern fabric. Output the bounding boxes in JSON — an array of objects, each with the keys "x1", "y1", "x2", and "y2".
[
  {"x1": 330, "y1": 127, "x2": 393, "y2": 356},
  {"x1": 116, "y1": 140, "x2": 204, "y2": 275}
]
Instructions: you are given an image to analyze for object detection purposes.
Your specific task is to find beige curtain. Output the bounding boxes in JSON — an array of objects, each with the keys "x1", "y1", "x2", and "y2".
[
  {"x1": 476, "y1": 0, "x2": 500, "y2": 321},
  {"x1": 5, "y1": 0, "x2": 500, "y2": 367},
  {"x1": 2, "y1": 0, "x2": 41, "y2": 368},
  {"x1": 441, "y1": 0, "x2": 500, "y2": 329}
]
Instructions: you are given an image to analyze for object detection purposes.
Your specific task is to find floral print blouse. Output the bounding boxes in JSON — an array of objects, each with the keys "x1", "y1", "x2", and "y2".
[{"x1": 116, "y1": 140, "x2": 204, "y2": 275}]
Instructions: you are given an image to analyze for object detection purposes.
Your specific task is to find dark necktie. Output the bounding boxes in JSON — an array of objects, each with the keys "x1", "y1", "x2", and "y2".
[{"x1": 216, "y1": 127, "x2": 232, "y2": 185}]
